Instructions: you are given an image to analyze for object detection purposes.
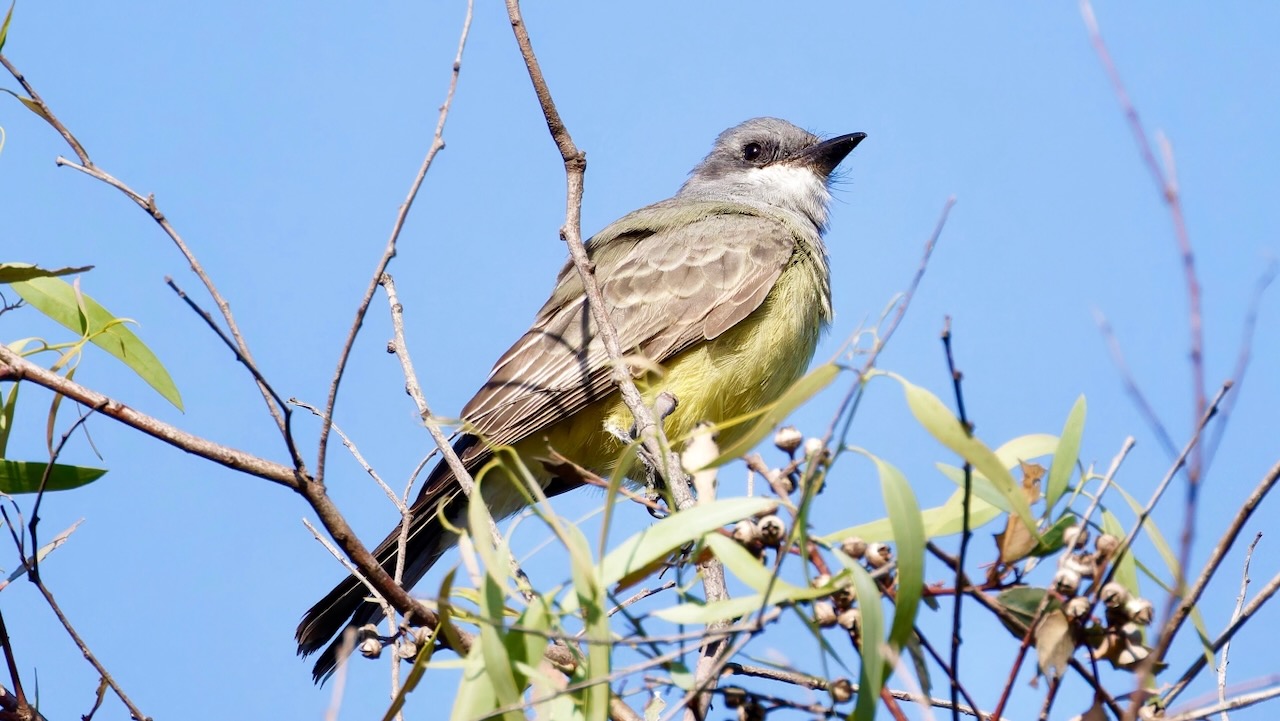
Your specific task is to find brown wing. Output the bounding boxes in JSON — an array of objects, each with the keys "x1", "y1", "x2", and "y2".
[{"x1": 458, "y1": 203, "x2": 799, "y2": 451}]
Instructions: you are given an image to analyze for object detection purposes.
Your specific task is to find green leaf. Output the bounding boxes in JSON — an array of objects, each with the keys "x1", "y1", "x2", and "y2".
[
  {"x1": 0, "y1": 2, "x2": 12, "y2": 53},
  {"x1": 849, "y1": 560, "x2": 884, "y2": 721},
  {"x1": 874, "y1": 453, "x2": 925, "y2": 654},
  {"x1": 450, "y1": 635, "x2": 502, "y2": 721},
  {"x1": 1101, "y1": 510, "x2": 1139, "y2": 597},
  {"x1": 994, "y1": 587, "x2": 1060, "y2": 637},
  {"x1": 0, "y1": 459, "x2": 105, "y2": 493},
  {"x1": 381, "y1": 570, "x2": 453, "y2": 721},
  {"x1": 703, "y1": 363, "x2": 840, "y2": 467},
  {"x1": 821, "y1": 487, "x2": 1003, "y2": 545},
  {"x1": 1046, "y1": 396, "x2": 1086, "y2": 509},
  {"x1": 882, "y1": 372, "x2": 1037, "y2": 536},
  {"x1": 567, "y1": 496, "x2": 776, "y2": 614},
  {"x1": 0, "y1": 382, "x2": 18, "y2": 456},
  {"x1": 1027, "y1": 513, "x2": 1080, "y2": 558},
  {"x1": 0, "y1": 262, "x2": 93, "y2": 283},
  {"x1": 653, "y1": 533, "x2": 851, "y2": 624},
  {"x1": 561, "y1": 522, "x2": 610, "y2": 721},
  {"x1": 10, "y1": 277, "x2": 182, "y2": 410},
  {"x1": 993, "y1": 434, "x2": 1059, "y2": 468}
]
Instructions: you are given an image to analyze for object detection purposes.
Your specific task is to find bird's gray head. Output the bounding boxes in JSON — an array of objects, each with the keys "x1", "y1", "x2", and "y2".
[{"x1": 678, "y1": 117, "x2": 866, "y2": 231}]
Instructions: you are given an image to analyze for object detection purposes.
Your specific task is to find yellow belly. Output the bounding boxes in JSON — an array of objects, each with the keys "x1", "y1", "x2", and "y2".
[{"x1": 510, "y1": 261, "x2": 826, "y2": 483}]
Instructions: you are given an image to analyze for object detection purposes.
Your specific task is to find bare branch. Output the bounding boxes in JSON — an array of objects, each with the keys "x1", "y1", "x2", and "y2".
[
  {"x1": 502, "y1": 3, "x2": 727, "y2": 717},
  {"x1": 0, "y1": 345, "x2": 444, "y2": 644},
  {"x1": 1218, "y1": 533, "x2": 1261, "y2": 721},
  {"x1": 1165, "y1": 681, "x2": 1280, "y2": 721},
  {"x1": 315, "y1": 0, "x2": 472, "y2": 486},
  {"x1": 1153, "y1": 459, "x2": 1280, "y2": 670}
]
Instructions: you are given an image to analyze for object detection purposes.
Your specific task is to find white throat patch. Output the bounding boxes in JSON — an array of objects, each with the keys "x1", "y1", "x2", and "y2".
[{"x1": 744, "y1": 164, "x2": 832, "y2": 229}]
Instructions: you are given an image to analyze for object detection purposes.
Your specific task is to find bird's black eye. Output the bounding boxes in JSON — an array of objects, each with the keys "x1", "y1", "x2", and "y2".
[{"x1": 742, "y1": 142, "x2": 763, "y2": 162}]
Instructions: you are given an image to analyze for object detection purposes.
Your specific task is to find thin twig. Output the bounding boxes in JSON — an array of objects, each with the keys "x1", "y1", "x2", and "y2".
[
  {"x1": 1164, "y1": 682, "x2": 1280, "y2": 721},
  {"x1": 940, "y1": 316, "x2": 973, "y2": 721},
  {"x1": 292, "y1": 400, "x2": 403, "y2": 511},
  {"x1": 1217, "y1": 533, "x2": 1261, "y2": 721},
  {"x1": 0, "y1": 54, "x2": 90, "y2": 164},
  {"x1": 24, "y1": 573, "x2": 148, "y2": 719},
  {"x1": 913, "y1": 624, "x2": 986, "y2": 721},
  {"x1": 1080, "y1": 13, "x2": 1212, "y2": 713},
  {"x1": 1101, "y1": 382, "x2": 1230, "y2": 593},
  {"x1": 1080, "y1": 0, "x2": 1205, "y2": 462},
  {"x1": 1205, "y1": 261, "x2": 1277, "y2": 470},
  {"x1": 315, "y1": 0, "x2": 472, "y2": 487},
  {"x1": 1093, "y1": 309, "x2": 1180, "y2": 460},
  {"x1": 698, "y1": 665, "x2": 1009, "y2": 721},
  {"x1": 1150, "y1": 414, "x2": 1276, "y2": 669},
  {"x1": 50, "y1": 156, "x2": 290, "y2": 447},
  {"x1": 1164, "y1": 569, "x2": 1280, "y2": 706},
  {"x1": 989, "y1": 435, "x2": 1135, "y2": 721},
  {"x1": 0, "y1": 611, "x2": 28, "y2": 716},
  {"x1": 27, "y1": 404, "x2": 97, "y2": 569},
  {"x1": 0, "y1": 345, "x2": 445, "y2": 641},
  {"x1": 1162, "y1": 460, "x2": 1280, "y2": 707},
  {"x1": 502, "y1": 3, "x2": 728, "y2": 718},
  {"x1": 824, "y1": 197, "x2": 955, "y2": 450},
  {"x1": 165, "y1": 276, "x2": 302, "y2": 466}
]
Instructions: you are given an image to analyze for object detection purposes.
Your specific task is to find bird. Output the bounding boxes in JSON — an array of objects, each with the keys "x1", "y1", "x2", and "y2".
[{"x1": 296, "y1": 117, "x2": 865, "y2": 682}]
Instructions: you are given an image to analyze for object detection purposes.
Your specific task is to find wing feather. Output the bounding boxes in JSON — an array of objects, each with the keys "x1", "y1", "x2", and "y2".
[{"x1": 457, "y1": 203, "x2": 799, "y2": 457}]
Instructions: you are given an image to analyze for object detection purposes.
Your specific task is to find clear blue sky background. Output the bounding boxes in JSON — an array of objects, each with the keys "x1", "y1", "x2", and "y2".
[{"x1": 4, "y1": 2, "x2": 1278, "y2": 720}]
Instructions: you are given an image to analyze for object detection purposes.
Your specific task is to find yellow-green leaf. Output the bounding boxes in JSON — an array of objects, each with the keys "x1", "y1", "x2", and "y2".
[
  {"x1": 0, "y1": 2, "x2": 12, "y2": 52},
  {"x1": 10, "y1": 277, "x2": 182, "y2": 410},
  {"x1": 1047, "y1": 396, "x2": 1086, "y2": 508},
  {"x1": 883, "y1": 372, "x2": 1036, "y2": 536},
  {"x1": 703, "y1": 363, "x2": 840, "y2": 467},
  {"x1": 873, "y1": 453, "x2": 925, "y2": 653}
]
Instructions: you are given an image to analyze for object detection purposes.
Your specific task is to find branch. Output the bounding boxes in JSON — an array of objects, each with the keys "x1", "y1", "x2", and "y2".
[
  {"x1": 502, "y1": 3, "x2": 725, "y2": 718},
  {"x1": 0, "y1": 345, "x2": 443, "y2": 643},
  {"x1": 1153, "y1": 460, "x2": 1280, "y2": 670},
  {"x1": 0, "y1": 51, "x2": 292, "y2": 453},
  {"x1": 1217, "y1": 533, "x2": 1261, "y2": 719},
  {"x1": 315, "y1": 0, "x2": 471, "y2": 486}
]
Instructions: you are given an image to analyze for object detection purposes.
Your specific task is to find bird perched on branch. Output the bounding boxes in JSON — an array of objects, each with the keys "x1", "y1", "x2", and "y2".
[{"x1": 297, "y1": 117, "x2": 865, "y2": 681}]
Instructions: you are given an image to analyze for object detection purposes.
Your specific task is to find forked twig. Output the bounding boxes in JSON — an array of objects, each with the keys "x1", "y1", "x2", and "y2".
[
  {"x1": 502, "y1": 2, "x2": 727, "y2": 718},
  {"x1": 315, "y1": 0, "x2": 473, "y2": 487}
]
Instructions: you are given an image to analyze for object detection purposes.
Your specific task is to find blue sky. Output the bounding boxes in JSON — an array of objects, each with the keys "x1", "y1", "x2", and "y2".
[{"x1": 4, "y1": 2, "x2": 1279, "y2": 720}]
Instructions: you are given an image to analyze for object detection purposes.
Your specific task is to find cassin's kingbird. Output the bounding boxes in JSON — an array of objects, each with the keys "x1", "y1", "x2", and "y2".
[{"x1": 297, "y1": 117, "x2": 865, "y2": 681}]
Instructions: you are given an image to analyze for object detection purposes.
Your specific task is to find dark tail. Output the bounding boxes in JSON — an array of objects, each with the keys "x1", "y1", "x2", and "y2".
[{"x1": 295, "y1": 440, "x2": 476, "y2": 684}]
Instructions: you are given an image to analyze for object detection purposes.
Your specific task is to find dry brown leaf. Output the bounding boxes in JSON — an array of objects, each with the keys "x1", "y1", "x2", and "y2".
[{"x1": 1035, "y1": 609, "x2": 1075, "y2": 679}]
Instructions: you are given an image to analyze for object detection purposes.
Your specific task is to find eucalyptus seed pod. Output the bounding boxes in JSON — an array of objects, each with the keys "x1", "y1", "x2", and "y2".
[
  {"x1": 840, "y1": 536, "x2": 868, "y2": 560},
  {"x1": 1062, "y1": 524, "x2": 1090, "y2": 549},
  {"x1": 758, "y1": 514, "x2": 787, "y2": 548},
  {"x1": 1100, "y1": 582, "x2": 1130, "y2": 609},
  {"x1": 1053, "y1": 567, "x2": 1082, "y2": 596},
  {"x1": 1065, "y1": 596, "x2": 1092, "y2": 621},
  {"x1": 830, "y1": 678, "x2": 854, "y2": 704},
  {"x1": 1095, "y1": 533, "x2": 1121, "y2": 559},
  {"x1": 774, "y1": 426, "x2": 803, "y2": 455},
  {"x1": 837, "y1": 607, "x2": 861, "y2": 632},
  {"x1": 359, "y1": 636, "x2": 384, "y2": 659},
  {"x1": 866, "y1": 542, "x2": 892, "y2": 569},
  {"x1": 1125, "y1": 597, "x2": 1154, "y2": 625},
  {"x1": 813, "y1": 600, "x2": 838, "y2": 628},
  {"x1": 732, "y1": 519, "x2": 762, "y2": 546}
]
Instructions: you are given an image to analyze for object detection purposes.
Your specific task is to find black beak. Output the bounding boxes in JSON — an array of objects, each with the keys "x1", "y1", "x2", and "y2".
[{"x1": 792, "y1": 132, "x2": 867, "y2": 177}]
